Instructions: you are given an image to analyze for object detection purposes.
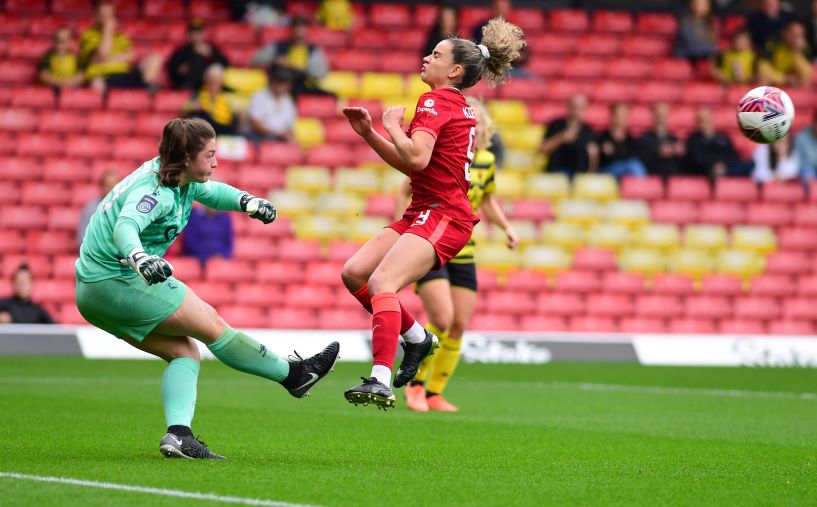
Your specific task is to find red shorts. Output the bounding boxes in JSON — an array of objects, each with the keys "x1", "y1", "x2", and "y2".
[{"x1": 388, "y1": 208, "x2": 475, "y2": 269}]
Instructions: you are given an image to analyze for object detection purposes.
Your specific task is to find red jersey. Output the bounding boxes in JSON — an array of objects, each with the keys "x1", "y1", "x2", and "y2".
[{"x1": 405, "y1": 87, "x2": 478, "y2": 222}]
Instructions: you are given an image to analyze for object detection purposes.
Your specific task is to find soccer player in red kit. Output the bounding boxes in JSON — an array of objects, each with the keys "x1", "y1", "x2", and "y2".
[{"x1": 340, "y1": 18, "x2": 525, "y2": 409}]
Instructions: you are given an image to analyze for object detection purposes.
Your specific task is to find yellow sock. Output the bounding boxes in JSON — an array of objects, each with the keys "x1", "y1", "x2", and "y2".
[
  {"x1": 426, "y1": 332, "x2": 461, "y2": 395},
  {"x1": 415, "y1": 323, "x2": 445, "y2": 383}
]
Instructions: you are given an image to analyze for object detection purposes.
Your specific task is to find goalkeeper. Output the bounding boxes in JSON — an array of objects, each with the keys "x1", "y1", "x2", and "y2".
[{"x1": 74, "y1": 118, "x2": 339, "y2": 460}]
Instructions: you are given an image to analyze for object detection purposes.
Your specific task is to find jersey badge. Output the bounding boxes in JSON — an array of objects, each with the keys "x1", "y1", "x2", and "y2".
[{"x1": 136, "y1": 195, "x2": 158, "y2": 213}]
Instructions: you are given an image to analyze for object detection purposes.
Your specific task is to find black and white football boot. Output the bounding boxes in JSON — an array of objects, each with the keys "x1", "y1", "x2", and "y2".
[
  {"x1": 344, "y1": 377, "x2": 396, "y2": 410},
  {"x1": 285, "y1": 341, "x2": 340, "y2": 398},
  {"x1": 393, "y1": 330, "x2": 439, "y2": 388},
  {"x1": 159, "y1": 433, "x2": 225, "y2": 460}
]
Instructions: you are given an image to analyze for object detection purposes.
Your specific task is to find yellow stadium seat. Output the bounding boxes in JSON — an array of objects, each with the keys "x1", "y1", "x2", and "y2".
[
  {"x1": 487, "y1": 100, "x2": 528, "y2": 127},
  {"x1": 223, "y1": 68, "x2": 267, "y2": 96},
  {"x1": 359, "y1": 72, "x2": 406, "y2": 100},
  {"x1": 493, "y1": 171, "x2": 526, "y2": 198},
  {"x1": 379, "y1": 170, "x2": 408, "y2": 195},
  {"x1": 406, "y1": 74, "x2": 430, "y2": 98},
  {"x1": 731, "y1": 226, "x2": 777, "y2": 254},
  {"x1": 506, "y1": 219, "x2": 538, "y2": 246},
  {"x1": 669, "y1": 249, "x2": 713, "y2": 279},
  {"x1": 556, "y1": 199, "x2": 601, "y2": 226},
  {"x1": 573, "y1": 174, "x2": 619, "y2": 202},
  {"x1": 586, "y1": 223, "x2": 632, "y2": 251},
  {"x1": 382, "y1": 97, "x2": 417, "y2": 122},
  {"x1": 522, "y1": 245, "x2": 572, "y2": 274},
  {"x1": 285, "y1": 166, "x2": 331, "y2": 194},
  {"x1": 540, "y1": 222, "x2": 585, "y2": 250},
  {"x1": 268, "y1": 189, "x2": 315, "y2": 218},
  {"x1": 319, "y1": 71, "x2": 359, "y2": 99},
  {"x1": 334, "y1": 167, "x2": 380, "y2": 196},
  {"x1": 504, "y1": 149, "x2": 541, "y2": 172},
  {"x1": 606, "y1": 200, "x2": 650, "y2": 229},
  {"x1": 525, "y1": 173, "x2": 570, "y2": 200},
  {"x1": 293, "y1": 118, "x2": 325, "y2": 148},
  {"x1": 618, "y1": 248, "x2": 666, "y2": 277},
  {"x1": 294, "y1": 216, "x2": 344, "y2": 242},
  {"x1": 685, "y1": 225, "x2": 728, "y2": 252},
  {"x1": 317, "y1": 193, "x2": 364, "y2": 217},
  {"x1": 346, "y1": 217, "x2": 389, "y2": 242},
  {"x1": 717, "y1": 249, "x2": 764, "y2": 279},
  {"x1": 635, "y1": 224, "x2": 681, "y2": 252},
  {"x1": 502, "y1": 125, "x2": 544, "y2": 151},
  {"x1": 475, "y1": 243, "x2": 521, "y2": 273}
]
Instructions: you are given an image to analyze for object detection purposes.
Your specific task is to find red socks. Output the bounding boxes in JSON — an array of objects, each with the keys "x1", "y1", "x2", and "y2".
[
  {"x1": 371, "y1": 293, "x2": 401, "y2": 369},
  {"x1": 351, "y1": 284, "x2": 416, "y2": 334}
]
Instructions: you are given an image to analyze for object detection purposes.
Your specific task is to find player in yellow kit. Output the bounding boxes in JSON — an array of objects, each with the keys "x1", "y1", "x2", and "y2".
[{"x1": 401, "y1": 97, "x2": 517, "y2": 412}]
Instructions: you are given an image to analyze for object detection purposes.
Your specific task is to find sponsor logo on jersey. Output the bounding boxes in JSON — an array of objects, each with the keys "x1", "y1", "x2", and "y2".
[
  {"x1": 416, "y1": 107, "x2": 438, "y2": 115},
  {"x1": 136, "y1": 195, "x2": 158, "y2": 213},
  {"x1": 463, "y1": 107, "x2": 476, "y2": 119},
  {"x1": 424, "y1": 98, "x2": 434, "y2": 107},
  {"x1": 164, "y1": 226, "x2": 179, "y2": 241}
]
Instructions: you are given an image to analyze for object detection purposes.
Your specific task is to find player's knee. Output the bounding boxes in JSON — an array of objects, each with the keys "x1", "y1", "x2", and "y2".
[
  {"x1": 426, "y1": 309, "x2": 453, "y2": 333},
  {"x1": 341, "y1": 260, "x2": 368, "y2": 290},
  {"x1": 366, "y1": 272, "x2": 397, "y2": 295},
  {"x1": 449, "y1": 320, "x2": 468, "y2": 342},
  {"x1": 166, "y1": 337, "x2": 200, "y2": 362}
]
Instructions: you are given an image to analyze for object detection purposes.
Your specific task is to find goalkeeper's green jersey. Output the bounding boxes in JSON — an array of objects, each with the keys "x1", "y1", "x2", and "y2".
[{"x1": 75, "y1": 157, "x2": 244, "y2": 282}]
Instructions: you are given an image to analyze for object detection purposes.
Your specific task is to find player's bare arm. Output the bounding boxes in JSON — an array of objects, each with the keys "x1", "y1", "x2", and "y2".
[{"x1": 342, "y1": 106, "x2": 413, "y2": 175}]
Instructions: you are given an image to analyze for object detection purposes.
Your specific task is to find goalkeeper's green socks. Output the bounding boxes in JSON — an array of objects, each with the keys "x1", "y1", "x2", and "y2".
[
  {"x1": 207, "y1": 327, "x2": 290, "y2": 382},
  {"x1": 162, "y1": 357, "x2": 199, "y2": 428}
]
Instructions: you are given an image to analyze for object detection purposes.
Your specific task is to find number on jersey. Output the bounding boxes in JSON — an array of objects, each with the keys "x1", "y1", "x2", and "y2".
[{"x1": 464, "y1": 126, "x2": 476, "y2": 182}]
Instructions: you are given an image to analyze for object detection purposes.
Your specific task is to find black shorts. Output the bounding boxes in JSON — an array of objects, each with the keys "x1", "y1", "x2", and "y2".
[{"x1": 416, "y1": 262, "x2": 477, "y2": 291}]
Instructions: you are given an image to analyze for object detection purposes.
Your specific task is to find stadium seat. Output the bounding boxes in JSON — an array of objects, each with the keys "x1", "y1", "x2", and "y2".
[
  {"x1": 285, "y1": 166, "x2": 331, "y2": 194},
  {"x1": 11, "y1": 86, "x2": 56, "y2": 108},
  {"x1": 607, "y1": 200, "x2": 650, "y2": 229},
  {"x1": 508, "y1": 8, "x2": 546, "y2": 32},
  {"x1": 548, "y1": 9, "x2": 589, "y2": 32},
  {"x1": 502, "y1": 125, "x2": 544, "y2": 151},
  {"x1": 601, "y1": 271, "x2": 646, "y2": 295},
  {"x1": 345, "y1": 217, "x2": 388, "y2": 243},
  {"x1": 572, "y1": 174, "x2": 618, "y2": 202},
  {"x1": 718, "y1": 319, "x2": 767, "y2": 334},
  {"x1": 667, "y1": 177, "x2": 710, "y2": 201},
  {"x1": 778, "y1": 227, "x2": 817, "y2": 252},
  {"x1": 143, "y1": 0, "x2": 186, "y2": 18},
  {"x1": 762, "y1": 182, "x2": 805, "y2": 203},
  {"x1": 519, "y1": 315, "x2": 568, "y2": 332},
  {"x1": 586, "y1": 223, "x2": 632, "y2": 251},
  {"x1": 522, "y1": 246, "x2": 572, "y2": 274},
  {"x1": 685, "y1": 295, "x2": 731, "y2": 320},
  {"x1": 681, "y1": 82, "x2": 725, "y2": 105},
  {"x1": 302, "y1": 261, "x2": 344, "y2": 286},
  {"x1": 257, "y1": 142, "x2": 303, "y2": 166},
  {"x1": 268, "y1": 190, "x2": 315, "y2": 218},
  {"x1": 552, "y1": 271, "x2": 601, "y2": 294},
  {"x1": 731, "y1": 226, "x2": 777, "y2": 254},
  {"x1": 632, "y1": 294, "x2": 680, "y2": 319},
  {"x1": 592, "y1": 10, "x2": 633, "y2": 32},
  {"x1": 619, "y1": 317, "x2": 667, "y2": 333},
  {"x1": 604, "y1": 57, "x2": 652, "y2": 80},
  {"x1": 697, "y1": 202, "x2": 746, "y2": 226},
  {"x1": 684, "y1": 225, "x2": 728, "y2": 252},
  {"x1": 716, "y1": 249, "x2": 763, "y2": 280},
  {"x1": 767, "y1": 320, "x2": 816, "y2": 335},
  {"x1": 669, "y1": 249, "x2": 713, "y2": 279},
  {"x1": 25, "y1": 230, "x2": 76, "y2": 255},
  {"x1": 252, "y1": 260, "x2": 304, "y2": 285},
  {"x1": 475, "y1": 244, "x2": 521, "y2": 273},
  {"x1": 650, "y1": 200, "x2": 698, "y2": 225},
  {"x1": 620, "y1": 175, "x2": 664, "y2": 200},
  {"x1": 540, "y1": 222, "x2": 584, "y2": 250},
  {"x1": 535, "y1": 292, "x2": 585, "y2": 317},
  {"x1": 32, "y1": 279, "x2": 75, "y2": 305},
  {"x1": 22, "y1": 182, "x2": 71, "y2": 206},
  {"x1": 556, "y1": 200, "x2": 602, "y2": 227},
  {"x1": 318, "y1": 308, "x2": 370, "y2": 330},
  {"x1": 0, "y1": 109, "x2": 38, "y2": 132},
  {"x1": 506, "y1": 198, "x2": 553, "y2": 222},
  {"x1": 0, "y1": 229, "x2": 25, "y2": 253},
  {"x1": 525, "y1": 173, "x2": 570, "y2": 201},
  {"x1": 635, "y1": 224, "x2": 681, "y2": 252},
  {"x1": 59, "y1": 88, "x2": 104, "y2": 110},
  {"x1": 87, "y1": 111, "x2": 134, "y2": 136},
  {"x1": 577, "y1": 34, "x2": 622, "y2": 57},
  {"x1": 236, "y1": 165, "x2": 284, "y2": 192},
  {"x1": 39, "y1": 111, "x2": 86, "y2": 134},
  {"x1": 782, "y1": 298, "x2": 816, "y2": 321},
  {"x1": 745, "y1": 203, "x2": 794, "y2": 227},
  {"x1": 618, "y1": 248, "x2": 665, "y2": 277},
  {"x1": 669, "y1": 318, "x2": 717, "y2": 334},
  {"x1": 734, "y1": 296, "x2": 781, "y2": 321},
  {"x1": 186, "y1": 281, "x2": 235, "y2": 306},
  {"x1": 492, "y1": 171, "x2": 526, "y2": 198},
  {"x1": 654, "y1": 58, "x2": 694, "y2": 81},
  {"x1": 364, "y1": 194, "x2": 396, "y2": 218},
  {"x1": 334, "y1": 168, "x2": 379, "y2": 196},
  {"x1": 504, "y1": 270, "x2": 550, "y2": 292},
  {"x1": 793, "y1": 204, "x2": 817, "y2": 228},
  {"x1": 635, "y1": 12, "x2": 678, "y2": 34},
  {"x1": 65, "y1": 135, "x2": 114, "y2": 159},
  {"x1": 358, "y1": 72, "x2": 405, "y2": 100},
  {"x1": 114, "y1": 137, "x2": 157, "y2": 161},
  {"x1": 562, "y1": 57, "x2": 607, "y2": 79},
  {"x1": 698, "y1": 275, "x2": 742, "y2": 297},
  {"x1": 650, "y1": 274, "x2": 695, "y2": 295},
  {"x1": 573, "y1": 248, "x2": 617, "y2": 272},
  {"x1": 485, "y1": 290, "x2": 536, "y2": 315},
  {"x1": 318, "y1": 194, "x2": 364, "y2": 218},
  {"x1": 748, "y1": 274, "x2": 795, "y2": 298},
  {"x1": 153, "y1": 90, "x2": 190, "y2": 113},
  {"x1": 0, "y1": 60, "x2": 36, "y2": 85},
  {"x1": 498, "y1": 79, "x2": 546, "y2": 101},
  {"x1": 293, "y1": 118, "x2": 325, "y2": 148},
  {"x1": 634, "y1": 81, "x2": 679, "y2": 105},
  {"x1": 590, "y1": 80, "x2": 635, "y2": 104},
  {"x1": 568, "y1": 316, "x2": 618, "y2": 333},
  {"x1": 267, "y1": 308, "x2": 318, "y2": 329},
  {"x1": 218, "y1": 306, "x2": 268, "y2": 329},
  {"x1": 107, "y1": 89, "x2": 153, "y2": 111},
  {"x1": 469, "y1": 313, "x2": 518, "y2": 331}
]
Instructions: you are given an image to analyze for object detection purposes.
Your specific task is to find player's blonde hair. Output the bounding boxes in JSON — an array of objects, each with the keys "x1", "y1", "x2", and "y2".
[
  {"x1": 466, "y1": 96, "x2": 495, "y2": 151},
  {"x1": 448, "y1": 17, "x2": 525, "y2": 89},
  {"x1": 158, "y1": 118, "x2": 216, "y2": 187}
]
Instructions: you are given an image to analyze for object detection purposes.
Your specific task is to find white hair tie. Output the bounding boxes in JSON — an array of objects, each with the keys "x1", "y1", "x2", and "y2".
[{"x1": 477, "y1": 44, "x2": 490, "y2": 59}]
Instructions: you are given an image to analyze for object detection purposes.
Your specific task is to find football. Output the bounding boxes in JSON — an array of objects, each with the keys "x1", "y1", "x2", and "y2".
[{"x1": 736, "y1": 85, "x2": 795, "y2": 144}]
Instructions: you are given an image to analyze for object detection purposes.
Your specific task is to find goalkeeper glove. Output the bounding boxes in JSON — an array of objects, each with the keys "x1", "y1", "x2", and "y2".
[
  {"x1": 240, "y1": 193, "x2": 276, "y2": 224},
  {"x1": 119, "y1": 248, "x2": 174, "y2": 286}
]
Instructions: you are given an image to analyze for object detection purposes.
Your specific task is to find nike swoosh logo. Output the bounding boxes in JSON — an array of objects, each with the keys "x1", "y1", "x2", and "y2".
[
  {"x1": 295, "y1": 372, "x2": 319, "y2": 391},
  {"x1": 170, "y1": 436, "x2": 182, "y2": 446},
  {"x1": 373, "y1": 325, "x2": 381, "y2": 332}
]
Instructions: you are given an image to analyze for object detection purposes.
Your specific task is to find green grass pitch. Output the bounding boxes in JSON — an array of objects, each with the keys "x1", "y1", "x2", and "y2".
[{"x1": 1, "y1": 357, "x2": 815, "y2": 506}]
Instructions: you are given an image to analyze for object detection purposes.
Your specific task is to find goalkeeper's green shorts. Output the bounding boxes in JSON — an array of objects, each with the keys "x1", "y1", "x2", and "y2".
[{"x1": 75, "y1": 275, "x2": 188, "y2": 342}]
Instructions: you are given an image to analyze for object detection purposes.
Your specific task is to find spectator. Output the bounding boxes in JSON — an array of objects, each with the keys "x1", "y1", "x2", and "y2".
[
  {"x1": 674, "y1": 0, "x2": 718, "y2": 62},
  {"x1": 758, "y1": 20, "x2": 813, "y2": 87},
  {"x1": 0, "y1": 264, "x2": 55, "y2": 325},
  {"x1": 181, "y1": 205, "x2": 234, "y2": 267},
  {"x1": 794, "y1": 113, "x2": 817, "y2": 182},
  {"x1": 752, "y1": 134, "x2": 801, "y2": 182},
  {"x1": 685, "y1": 107, "x2": 747, "y2": 179},
  {"x1": 79, "y1": 2, "x2": 163, "y2": 92},
  {"x1": 807, "y1": 0, "x2": 817, "y2": 58},
  {"x1": 77, "y1": 168, "x2": 119, "y2": 247},
  {"x1": 184, "y1": 63, "x2": 239, "y2": 136},
  {"x1": 250, "y1": 16, "x2": 330, "y2": 96},
  {"x1": 540, "y1": 94, "x2": 598, "y2": 178},
  {"x1": 248, "y1": 65, "x2": 297, "y2": 142},
  {"x1": 637, "y1": 102, "x2": 686, "y2": 180},
  {"x1": 167, "y1": 19, "x2": 230, "y2": 91},
  {"x1": 423, "y1": 5, "x2": 459, "y2": 58},
  {"x1": 712, "y1": 29, "x2": 757, "y2": 84},
  {"x1": 38, "y1": 27, "x2": 84, "y2": 89},
  {"x1": 471, "y1": 0, "x2": 511, "y2": 41},
  {"x1": 317, "y1": 0, "x2": 353, "y2": 31},
  {"x1": 747, "y1": 0, "x2": 797, "y2": 50},
  {"x1": 596, "y1": 103, "x2": 646, "y2": 179}
]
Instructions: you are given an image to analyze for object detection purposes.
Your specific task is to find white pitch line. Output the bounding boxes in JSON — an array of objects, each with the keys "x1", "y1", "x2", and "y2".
[{"x1": 0, "y1": 472, "x2": 323, "y2": 507}]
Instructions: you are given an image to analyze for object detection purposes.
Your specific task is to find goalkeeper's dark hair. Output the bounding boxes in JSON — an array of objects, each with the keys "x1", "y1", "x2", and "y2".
[
  {"x1": 158, "y1": 118, "x2": 215, "y2": 187},
  {"x1": 448, "y1": 17, "x2": 525, "y2": 89}
]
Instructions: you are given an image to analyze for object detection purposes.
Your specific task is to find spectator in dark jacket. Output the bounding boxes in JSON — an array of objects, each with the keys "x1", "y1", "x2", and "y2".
[
  {"x1": 423, "y1": 5, "x2": 459, "y2": 58},
  {"x1": 638, "y1": 102, "x2": 685, "y2": 179},
  {"x1": 0, "y1": 264, "x2": 54, "y2": 324},
  {"x1": 181, "y1": 206, "x2": 234, "y2": 267},
  {"x1": 685, "y1": 107, "x2": 747, "y2": 179},
  {"x1": 674, "y1": 0, "x2": 718, "y2": 62},
  {"x1": 167, "y1": 19, "x2": 230, "y2": 91},
  {"x1": 747, "y1": 0, "x2": 797, "y2": 50},
  {"x1": 540, "y1": 94, "x2": 598, "y2": 178},
  {"x1": 597, "y1": 103, "x2": 646, "y2": 179}
]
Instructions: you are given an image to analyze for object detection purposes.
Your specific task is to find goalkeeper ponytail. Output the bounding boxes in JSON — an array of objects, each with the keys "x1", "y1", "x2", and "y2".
[{"x1": 158, "y1": 118, "x2": 216, "y2": 187}]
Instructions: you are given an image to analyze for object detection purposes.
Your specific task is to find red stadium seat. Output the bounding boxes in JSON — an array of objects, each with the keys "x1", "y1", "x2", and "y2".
[
  {"x1": 590, "y1": 80, "x2": 635, "y2": 104},
  {"x1": 1, "y1": 254, "x2": 52, "y2": 278},
  {"x1": 503, "y1": 270, "x2": 549, "y2": 292},
  {"x1": 43, "y1": 159, "x2": 91, "y2": 184},
  {"x1": 234, "y1": 237, "x2": 278, "y2": 261},
  {"x1": 163, "y1": 256, "x2": 201, "y2": 281},
  {"x1": 0, "y1": 230, "x2": 25, "y2": 253},
  {"x1": 415, "y1": 4, "x2": 439, "y2": 27},
  {"x1": 255, "y1": 260, "x2": 305, "y2": 284},
  {"x1": 667, "y1": 177, "x2": 711, "y2": 201},
  {"x1": 762, "y1": 182, "x2": 805, "y2": 203},
  {"x1": 107, "y1": 89, "x2": 153, "y2": 111},
  {"x1": 257, "y1": 142, "x2": 303, "y2": 166},
  {"x1": 6, "y1": 37, "x2": 52, "y2": 62},
  {"x1": 635, "y1": 12, "x2": 678, "y2": 35},
  {"x1": 525, "y1": 56, "x2": 567, "y2": 78},
  {"x1": 764, "y1": 251, "x2": 810, "y2": 276},
  {"x1": 498, "y1": 79, "x2": 546, "y2": 101},
  {"x1": 458, "y1": 6, "x2": 492, "y2": 34},
  {"x1": 768, "y1": 320, "x2": 816, "y2": 335},
  {"x1": 202, "y1": 258, "x2": 253, "y2": 282},
  {"x1": 330, "y1": 50, "x2": 378, "y2": 72},
  {"x1": 65, "y1": 135, "x2": 114, "y2": 159},
  {"x1": 796, "y1": 275, "x2": 817, "y2": 296},
  {"x1": 236, "y1": 165, "x2": 284, "y2": 192},
  {"x1": 284, "y1": 285, "x2": 335, "y2": 309},
  {"x1": 350, "y1": 28, "x2": 391, "y2": 50},
  {"x1": 318, "y1": 308, "x2": 370, "y2": 330},
  {"x1": 562, "y1": 57, "x2": 607, "y2": 79},
  {"x1": 620, "y1": 175, "x2": 664, "y2": 200},
  {"x1": 668, "y1": 318, "x2": 716, "y2": 334},
  {"x1": 620, "y1": 34, "x2": 671, "y2": 58},
  {"x1": 485, "y1": 291, "x2": 536, "y2": 315},
  {"x1": 87, "y1": 111, "x2": 135, "y2": 136},
  {"x1": 305, "y1": 145, "x2": 356, "y2": 168},
  {"x1": 633, "y1": 81, "x2": 679, "y2": 105},
  {"x1": 592, "y1": 10, "x2": 633, "y2": 33},
  {"x1": 650, "y1": 200, "x2": 698, "y2": 225},
  {"x1": 697, "y1": 201, "x2": 746, "y2": 226},
  {"x1": 634, "y1": 294, "x2": 682, "y2": 319},
  {"x1": 569, "y1": 316, "x2": 618, "y2": 333},
  {"x1": 469, "y1": 313, "x2": 518, "y2": 331},
  {"x1": 549, "y1": 9, "x2": 589, "y2": 32},
  {"x1": 526, "y1": 33, "x2": 578, "y2": 56},
  {"x1": 276, "y1": 239, "x2": 322, "y2": 262},
  {"x1": 778, "y1": 227, "x2": 817, "y2": 252},
  {"x1": 699, "y1": 275, "x2": 743, "y2": 297},
  {"x1": 386, "y1": 29, "x2": 426, "y2": 52},
  {"x1": 793, "y1": 204, "x2": 817, "y2": 228},
  {"x1": 211, "y1": 22, "x2": 256, "y2": 46},
  {"x1": 186, "y1": 281, "x2": 235, "y2": 306},
  {"x1": 535, "y1": 292, "x2": 584, "y2": 317},
  {"x1": 218, "y1": 306, "x2": 268, "y2": 329},
  {"x1": 189, "y1": 0, "x2": 231, "y2": 21},
  {"x1": 113, "y1": 136, "x2": 157, "y2": 161},
  {"x1": 585, "y1": 294, "x2": 633, "y2": 317},
  {"x1": 650, "y1": 274, "x2": 695, "y2": 295},
  {"x1": 748, "y1": 274, "x2": 795, "y2": 297},
  {"x1": 22, "y1": 182, "x2": 72, "y2": 206},
  {"x1": 0, "y1": 61, "x2": 35, "y2": 85},
  {"x1": 369, "y1": 4, "x2": 410, "y2": 28},
  {"x1": 324, "y1": 119, "x2": 364, "y2": 144},
  {"x1": 601, "y1": 272, "x2": 645, "y2": 295},
  {"x1": 528, "y1": 102, "x2": 565, "y2": 125},
  {"x1": 154, "y1": 90, "x2": 191, "y2": 114},
  {"x1": 365, "y1": 195, "x2": 396, "y2": 218},
  {"x1": 684, "y1": 295, "x2": 732, "y2": 319},
  {"x1": 51, "y1": 0, "x2": 93, "y2": 17},
  {"x1": 734, "y1": 296, "x2": 781, "y2": 320},
  {"x1": 506, "y1": 199, "x2": 552, "y2": 222},
  {"x1": 782, "y1": 298, "x2": 816, "y2": 321},
  {"x1": 619, "y1": 317, "x2": 667, "y2": 333},
  {"x1": 0, "y1": 182, "x2": 21, "y2": 205},
  {"x1": 297, "y1": 95, "x2": 338, "y2": 119},
  {"x1": 32, "y1": 279, "x2": 75, "y2": 304},
  {"x1": 719, "y1": 319, "x2": 767, "y2": 334},
  {"x1": 135, "y1": 113, "x2": 172, "y2": 136},
  {"x1": 0, "y1": 157, "x2": 41, "y2": 182},
  {"x1": 714, "y1": 178, "x2": 758, "y2": 202},
  {"x1": 605, "y1": 58, "x2": 652, "y2": 80},
  {"x1": 11, "y1": 86, "x2": 56, "y2": 109},
  {"x1": 0, "y1": 14, "x2": 28, "y2": 37},
  {"x1": 6, "y1": 0, "x2": 47, "y2": 14},
  {"x1": 477, "y1": 270, "x2": 500, "y2": 291},
  {"x1": 16, "y1": 133, "x2": 65, "y2": 157},
  {"x1": 508, "y1": 8, "x2": 546, "y2": 32},
  {"x1": 680, "y1": 82, "x2": 725, "y2": 105},
  {"x1": 519, "y1": 315, "x2": 568, "y2": 332},
  {"x1": 143, "y1": 0, "x2": 186, "y2": 18},
  {"x1": 576, "y1": 34, "x2": 621, "y2": 56},
  {"x1": 59, "y1": 88, "x2": 104, "y2": 110},
  {"x1": 39, "y1": 110, "x2": 86, "y2": 134},
  {"x1": 573, "y1": 248, "x2": 617, "y2": 272},
  {"x1": 0, "y1": 108, "x2": 38, "y2": 132},
  {"x1": 745, "y1": 203, "x2": 793, "y2": 227},
  {"x1": 304, "y1": 261, "x2": 344, "y2": 286},
  {"x1": 306, "y1": 26, "x2": 349, "y2": 48},
  {"x1": 552, "y1": 271, "x2": 601, "y2": 294},
  {"x1": 653, "y1": 58, "x2": 693, "y2": 81},
  {"x1": 60, "y1": 303, "x2": 87, "y2": 325},
  {"x1": 258, "y1": 25, "x2": 291, "y2": 44}
]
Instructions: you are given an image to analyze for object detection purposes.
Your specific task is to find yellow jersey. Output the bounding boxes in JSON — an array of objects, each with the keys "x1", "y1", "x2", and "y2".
[
  {"x1": 79, "y1": 28, "x2": 133, "y2": 79},
  {"x1": 450, "y1": 149, "x2": 496, "y2": 264}
]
